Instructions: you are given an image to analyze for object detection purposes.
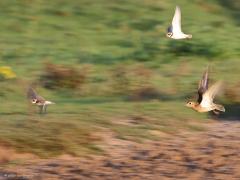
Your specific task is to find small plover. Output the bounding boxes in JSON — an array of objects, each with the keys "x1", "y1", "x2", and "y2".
[
  {"x1": 166, "y1": 6, "x2": 192, "y2": 39},
  {"x1": 27, "y1": 87, "x2": 55, "y2": 114},
  {"x1": 186, "y1": 67, "x2": 225, "y2": 114}
]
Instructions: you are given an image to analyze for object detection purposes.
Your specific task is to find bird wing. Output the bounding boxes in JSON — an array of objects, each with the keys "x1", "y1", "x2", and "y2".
[
  {"x1": 197, "y1": 67, "x2": 209, "y2": 103},
  {"x1": 27, "y1": 87, "x2": 45, "y2": 102},
  {"x1": 200, "y1": 81, "x2": 223, "y2": 108},
  {"x1": 172, "y1": 6, "x2": 182, "y2": 34},
  {"x1": 36, "y1": 95, "x2": 46, "y2": 103},
  {"x1": 27, "y1": 87, "x2": 37, "y2": 99},
  {"x1": 167, "y1": 25, "x2": 173, "y2": 33}
]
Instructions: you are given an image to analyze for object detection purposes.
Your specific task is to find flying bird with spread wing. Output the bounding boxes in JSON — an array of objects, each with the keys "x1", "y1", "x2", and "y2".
[
  {"x1": 27, "y1": 87, "x2": 55, "y2": 114},
  {"x1": 186, "y1": 67, "x2": 225, "y2": 114},
  {"x1": 166, "y1": 6, "x2": 192, "y2": 39}
]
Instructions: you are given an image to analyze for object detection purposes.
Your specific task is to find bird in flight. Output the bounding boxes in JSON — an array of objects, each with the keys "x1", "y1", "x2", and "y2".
[
  {"x1": 27, "y1": 87, "x2": 55, "y2": 114},
  {"x1": 186, "y1": 67, "x2": 225, "y2": 114},
  {"x1": 166, "y1": 6, "x2": 192, "y2": 39}
]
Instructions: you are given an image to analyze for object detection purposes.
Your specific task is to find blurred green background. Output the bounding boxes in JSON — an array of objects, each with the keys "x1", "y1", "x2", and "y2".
[{"x1": 0, "y1": 0, "x2": 239, "y2": 157}]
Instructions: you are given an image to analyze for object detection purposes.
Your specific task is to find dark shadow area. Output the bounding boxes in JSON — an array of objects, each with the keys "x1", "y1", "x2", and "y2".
[
  {"x1": 128, "y1": 19, "x2": 162, "y2": 31},
  {"x1": 0, "y1": 112, "x2": 27, "y2": 115},
  {"x1": 210, "y1": 103, "x2": 240, "y2": 121},
  {"x1": 78, "y1": 37, "x2": 160, "y2": 64},
  {"x1": 78, "y1": 51, "x2": 130, "y2": 65},
  {"x1": 218, "y1": 0, "x2": 240, "y2": 25},
  {"x1": 129, "y1": 38, "x2": 160, "y2": 62},
  {"x1": 166, "y1": 40, "x2": 222, "y2": 58},
  {"x1": 78, "y1": 37, "x2": 222, "y2": 64},
  {"x1": 126, "y1": 87, "x2": 171, "y2": 101}
]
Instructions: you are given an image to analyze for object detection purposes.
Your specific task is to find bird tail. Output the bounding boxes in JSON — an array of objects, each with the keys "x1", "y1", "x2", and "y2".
[
  {"x1": 45, "y1": 101, "x2": 55, "y2": 105},
  {"x1": 214, "y1": 104, "x2": 225, "y2": 112}
]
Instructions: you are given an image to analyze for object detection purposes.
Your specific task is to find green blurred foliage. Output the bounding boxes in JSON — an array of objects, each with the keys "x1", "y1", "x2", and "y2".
[{"x1": 0, "y1": 0, "x2": 238, "y2": 156}]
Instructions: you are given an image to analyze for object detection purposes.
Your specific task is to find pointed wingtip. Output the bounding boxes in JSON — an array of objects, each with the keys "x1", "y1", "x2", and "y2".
[
  {"x1": 174, "y1": 5, "x2": 181, "y2": 17},
  {"x1": 176, "y1": 5, "x2": 180, "y2": 10},
  {"x1": 27, "y1": 86, "x2": 36, "y2": 99},
  {"x1": 209, "y1": 80, "x2": 224, "y2": 96},
  {"x1": 202, "y1": 65, "x2": 209, "y2": 78}
]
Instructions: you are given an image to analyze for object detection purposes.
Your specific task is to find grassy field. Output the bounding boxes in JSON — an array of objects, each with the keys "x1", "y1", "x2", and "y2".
[{"x1": 0, "y1": 0, "x2": 239, "y2": 157}]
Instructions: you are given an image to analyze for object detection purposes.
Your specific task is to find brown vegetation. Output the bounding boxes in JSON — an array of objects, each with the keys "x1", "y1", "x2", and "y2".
[
  {"x1": 111, "y1": 64, "x2": 161, "y2": 100},
  {"x1": 2, "y1": 121, "x2": 240, "y2": 179},
  {"x1": 40, "y1": 63, "x2": 86, "y2": 90},
  {"x1": 224, "y1": 82, "x2": 240, "y2": 103}
]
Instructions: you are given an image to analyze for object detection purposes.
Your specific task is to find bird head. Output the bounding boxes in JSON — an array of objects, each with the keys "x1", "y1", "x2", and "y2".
[
  {"x1": 166, "y1": 32, "x2": 173, "y2": 38},
  {"x1": 31, "y1": 99, "x2": 37, "y2": 104},
  {"x1": 185, "y1": 101, "x2": 197, "y2": 108}
]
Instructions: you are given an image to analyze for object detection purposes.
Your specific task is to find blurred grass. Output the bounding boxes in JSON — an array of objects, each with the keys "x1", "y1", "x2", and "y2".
[
  {"x1": 0, "y1": 0, "x2": 239, "y2": 157},
  {"x1": 0, "y1": 98, "x2": 207, "y2": 157}
]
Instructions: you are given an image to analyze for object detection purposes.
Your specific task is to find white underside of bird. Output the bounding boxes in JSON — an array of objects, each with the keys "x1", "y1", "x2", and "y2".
[
  {"x1": 167, "y1": 6, "x2": 192, "y2": 39},
  {"x1": 34, "y1": 100, "x2": 55, "y2": 114},
  {"x1": 34, "y1": 100, "x2": 55, "y2": 106},
  {"x1": 171, "y1": 32, "x2": 192, "y2": 39}
]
